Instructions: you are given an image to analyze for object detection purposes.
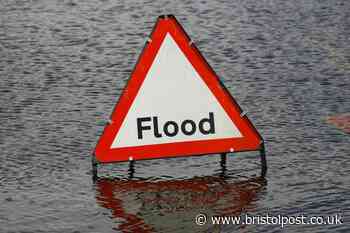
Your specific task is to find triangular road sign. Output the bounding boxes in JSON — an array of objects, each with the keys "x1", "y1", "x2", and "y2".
[{"x1": 95, "y1": 15, "x2": 262, "y2": 163}]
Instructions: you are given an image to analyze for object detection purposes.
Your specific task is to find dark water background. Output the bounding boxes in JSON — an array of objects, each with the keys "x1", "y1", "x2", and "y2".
[{"x1": 1, "y1": 0, "x2": 349, "y2": 232}]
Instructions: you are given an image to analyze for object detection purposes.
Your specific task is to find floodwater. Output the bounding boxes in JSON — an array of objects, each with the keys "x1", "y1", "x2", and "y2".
[{"x1": 1, "y1": 0, "x2": 349, "y2": 232}]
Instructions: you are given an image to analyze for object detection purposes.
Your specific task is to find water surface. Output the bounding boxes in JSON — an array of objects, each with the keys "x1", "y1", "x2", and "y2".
[{"x1": 1, "y1": 0, "x2": 349, "y2": 232}]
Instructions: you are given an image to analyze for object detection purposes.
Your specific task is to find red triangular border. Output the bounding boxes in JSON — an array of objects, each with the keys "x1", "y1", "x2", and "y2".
[{"x1": 95, "y1": 15, "x2": 262, "y2": 163}]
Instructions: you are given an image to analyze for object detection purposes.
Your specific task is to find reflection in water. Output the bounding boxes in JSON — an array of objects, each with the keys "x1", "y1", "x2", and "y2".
[
  {"x1": 95, "y1": 175, "x2": 266, "y2": 233},
  {"x1": 326, "y1": 113, "x2": 350, "y2": 134}
]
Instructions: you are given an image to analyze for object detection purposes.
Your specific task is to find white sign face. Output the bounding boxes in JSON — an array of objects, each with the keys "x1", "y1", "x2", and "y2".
[{"x1": 111, "y1": 33, "x2": 242, "y2": 148}]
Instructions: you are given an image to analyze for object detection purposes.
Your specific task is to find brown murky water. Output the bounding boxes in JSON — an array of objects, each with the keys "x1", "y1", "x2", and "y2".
[{"x1": 1, "y1": 0, "x2": 349, "y2": 232}]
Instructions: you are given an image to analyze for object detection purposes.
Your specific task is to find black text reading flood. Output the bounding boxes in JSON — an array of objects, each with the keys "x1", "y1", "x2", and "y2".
[{"x1": 137, "y1": 112, "x2": 216, "y2": 139}]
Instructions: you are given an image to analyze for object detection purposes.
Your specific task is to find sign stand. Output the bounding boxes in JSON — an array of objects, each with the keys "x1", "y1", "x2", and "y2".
[
  {"x1": 219, "y1": 153, "x2": 227, "y2": 177},
  {"x1": 260, "y1": 141, "x2": 267, "y2": 177},
  {"x1": 220, "y1": 153, "x2": 227, "y2": 166},
  {"x1": 92, "y1": 156, "x2": 98, "y2": 181},
  {"x1": 128, "y1": 159, "x2": 135, "y2": 179},
  {"x1": 92, "y1": 142, "x2": 267, "y2": 181},
  {"x1": 91, "y1": 15, "x2": 267, "y2": 181}
]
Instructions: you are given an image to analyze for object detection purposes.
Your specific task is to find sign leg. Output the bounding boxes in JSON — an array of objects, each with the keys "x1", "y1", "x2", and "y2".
[
  {"x1": 220, "y1": 153, "x2": 227, "y2": 177},
  {"x1": 220, "y1": 153, "x2": 227, "y2": 166},
  {"x1": 260, "y1": 143, "x2": 267, "y2": 178},
  {"x1": 92, "y1": 155, "x2": 98, "y2": 182},
  {"x1": 128, "y1": 160, "x2": 135, "y2": 179}
]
